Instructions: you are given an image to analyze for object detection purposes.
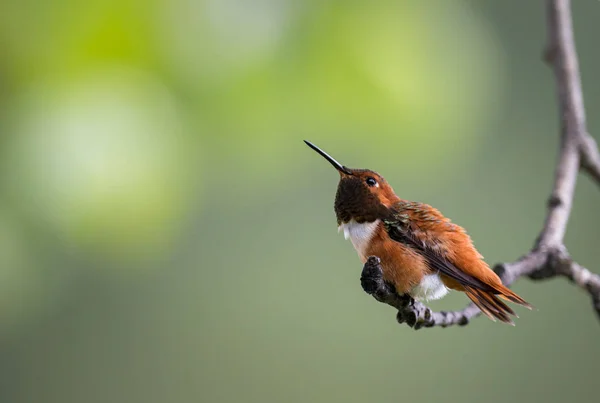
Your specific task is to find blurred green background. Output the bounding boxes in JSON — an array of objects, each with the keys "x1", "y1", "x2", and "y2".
[{"x1": 0, "y1": 0, "x2": 599, "y2": 402}]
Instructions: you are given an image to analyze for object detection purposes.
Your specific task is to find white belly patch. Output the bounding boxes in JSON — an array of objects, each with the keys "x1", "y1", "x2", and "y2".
[
  {"x1": 411, "y1": 273, "x2": 449, "y2": 301},
  {"x1": 338, "y1": 219, "x2": 380, "y2": 261}
]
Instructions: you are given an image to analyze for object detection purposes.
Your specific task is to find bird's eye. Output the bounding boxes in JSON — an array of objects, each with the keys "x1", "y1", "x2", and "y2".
[{"x1": 366, "y1": 177, "x2": 377, "y2": 187}]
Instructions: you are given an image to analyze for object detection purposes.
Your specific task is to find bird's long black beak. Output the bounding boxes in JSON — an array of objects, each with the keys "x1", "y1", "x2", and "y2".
[{"x1": 304, "y1": 140, "x2": 352, "y2": 175}]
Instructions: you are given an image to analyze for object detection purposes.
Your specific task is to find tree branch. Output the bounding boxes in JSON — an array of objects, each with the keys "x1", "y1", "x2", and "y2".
[
  {"x1": 361, "y1": 0, "x2": 600, "y2": 328},
  {"x1": 580, "y1": 133, "x2": 600, "y2": 185}
]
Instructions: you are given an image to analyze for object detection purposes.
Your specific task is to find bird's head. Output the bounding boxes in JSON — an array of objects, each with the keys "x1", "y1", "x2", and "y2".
[{"x1": 304, "y1": 140, "x2": 399, "y2": 224}]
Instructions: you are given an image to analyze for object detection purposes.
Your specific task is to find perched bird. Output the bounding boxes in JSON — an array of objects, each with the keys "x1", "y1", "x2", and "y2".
[{"x1": 305, "y1": 140, "x2": 531, "y2": 324}]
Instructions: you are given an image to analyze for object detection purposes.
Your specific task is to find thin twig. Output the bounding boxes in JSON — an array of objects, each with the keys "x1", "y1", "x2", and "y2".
[
  {"x1": 361, "y1": 0, "x2": 600, "y2": 328},
  {"x1": 538, "y1": 0, "x2": 582, "y2": 249}
]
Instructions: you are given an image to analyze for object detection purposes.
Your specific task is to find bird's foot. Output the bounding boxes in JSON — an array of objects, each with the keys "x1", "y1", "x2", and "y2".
[
  {"x1": 360, "y1": 256, "x2": 402, "y2": 304},
  {"x1": 360, "y1": 256, "x2": 384, "y2": 295},
  {"x1": 361, "y1": 255, "x2": 435, "y2": 330},
  {"x1": 396, "y1": 303, "x2": 434, "y2": 330}
]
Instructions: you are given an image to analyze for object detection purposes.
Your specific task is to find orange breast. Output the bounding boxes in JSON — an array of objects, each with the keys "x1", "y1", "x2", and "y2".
[{"x1": 365, "y1": 222, "x2": 428, "y2": 294}]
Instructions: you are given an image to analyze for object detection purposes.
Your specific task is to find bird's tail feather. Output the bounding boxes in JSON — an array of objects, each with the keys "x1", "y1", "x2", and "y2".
[
  {"x1": 492, "y1": 283, "x2": 533, "y2": 310},
  {"x1": 464, "y1": 286, "x2": 520, "y2": 325}
]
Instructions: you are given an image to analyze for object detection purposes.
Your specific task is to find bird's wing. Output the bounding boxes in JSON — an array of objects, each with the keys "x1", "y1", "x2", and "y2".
[{"x1": 384, "y1": 201, "x2": 495, "y2": 293}]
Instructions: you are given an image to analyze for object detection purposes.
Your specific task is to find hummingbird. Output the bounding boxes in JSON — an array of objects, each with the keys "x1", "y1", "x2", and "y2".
[{"x1": 305, "y1": 140, "x2": 531, "y2": 324}]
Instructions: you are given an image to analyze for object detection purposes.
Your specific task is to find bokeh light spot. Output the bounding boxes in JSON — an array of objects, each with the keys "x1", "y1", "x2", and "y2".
[{"x1": 3, "y1": 67, "x2": 198, "y2": 265}]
